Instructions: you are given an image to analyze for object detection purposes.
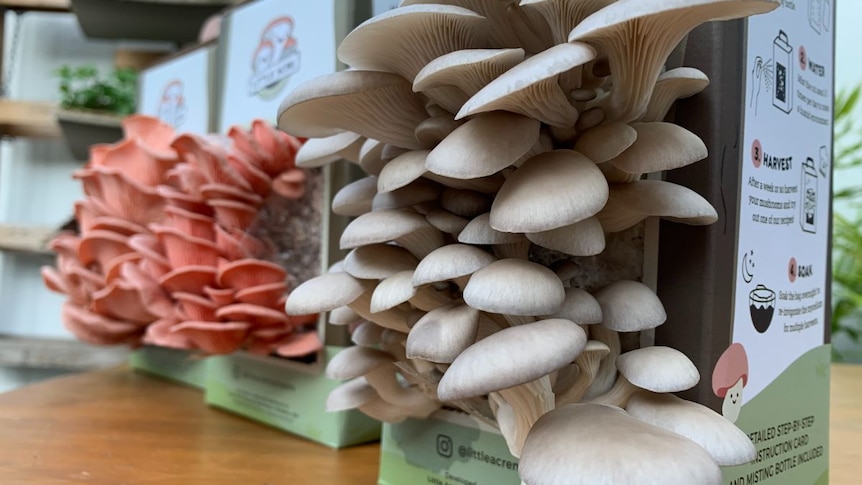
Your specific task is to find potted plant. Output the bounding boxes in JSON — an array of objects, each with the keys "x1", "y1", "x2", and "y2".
[{"x1": 55, "y1": 65, "x2": 137, "y2": 160}]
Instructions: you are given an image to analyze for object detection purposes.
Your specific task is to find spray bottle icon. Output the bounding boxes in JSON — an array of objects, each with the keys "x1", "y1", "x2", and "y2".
[
  {"x1": 801, "y1": 157, "x2": 818, "y2": 234},
  {"x1": 772, "y1": 31, "x2": 793, "y2": 114}
]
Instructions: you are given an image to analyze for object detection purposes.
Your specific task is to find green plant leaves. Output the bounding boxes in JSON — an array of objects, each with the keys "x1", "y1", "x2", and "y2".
[
  {"x1": 832, "y1": 87, "x2": 862, "y2": 361},
  {"x1": 55, "y1": 65, "x2": 138, "y2": 116}
]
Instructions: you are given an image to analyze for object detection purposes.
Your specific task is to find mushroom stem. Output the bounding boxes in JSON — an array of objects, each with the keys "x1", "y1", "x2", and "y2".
[
  {"x1": 348, "y1": 290, "x2": 411, "y2": 332},
  {"x1": 409, "y1": 285, "x2": 454, "y2": 311},
  {"x1": 475, "y1": 314, "x2": 505, "y2": 341},
  {"x1": 586, "y1": 375, "x2": 638, "y2": 408},
  {"x1": 365, "y1": 366, "x2": 439, "y2": 415},
  {"x1": 358, "y1": 395, "x2": 412, "y2": 423},
  {"x1": 502, "y1": 314, "x2": 536, "y2": 326},
  {"x1": 491, "y1": 375, "x2": 554, "y2": 458},
  {"x1": 492, "y1": 240, "x2": 531, "y2": 259},
  {"x1": 555, "y1": 347, "x2": 604, "y2": 406},
  {"x1": 584, "y1": 325, "x2": 620, "y2": 398}
]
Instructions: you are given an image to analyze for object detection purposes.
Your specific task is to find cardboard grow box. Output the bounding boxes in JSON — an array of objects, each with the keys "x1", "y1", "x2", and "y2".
[
  {"x1": 201, "y1": 156, "x2": 378, "y2": 448},
  {"x1": 655, "y1": 5, "x2": 834, "y2": 485},
  {"x1": 213, "y1": 0, "x2": 372, "y2": 132},
  {"x1": 203, "y1": 1, "x2": 380, "y2": 448},
  {"x1": 129, "y1": 345, "x2": 209, "y2": 390},
  {"x1": 137, "y1": 42, "x2": 218, "y2": 135},
  {"x1": 374, "y1": 4, "x2": 834, "y2": 485},
  {"x1": 378, "y1": 409, "x2": 520, "y2": 485},
  {"x1": 205, "y1": 346, "x2": 381, "y2": 448}
]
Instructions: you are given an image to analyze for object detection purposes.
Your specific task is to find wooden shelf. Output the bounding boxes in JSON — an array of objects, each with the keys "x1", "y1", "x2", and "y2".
[
  {"x1": 0, "y1": 224, "x2": 56, "y2": 254},
  {"x1": 0, "y1": 335, "x2": 129, "y2": 369},
  {"x1": 0, "y1": 365, "x2": 858, "y2": 483},
  {"x1": 0, "y1": 0, "x2": 70, "y2": 12},
  {"x1": 0, "y1": 100, "x2": 61, "y2": 138}
]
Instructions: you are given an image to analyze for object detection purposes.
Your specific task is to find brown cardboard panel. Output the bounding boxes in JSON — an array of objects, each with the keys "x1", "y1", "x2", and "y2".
[{"x1": 655, "y1": 19, "x2": 746, "y2": 410}]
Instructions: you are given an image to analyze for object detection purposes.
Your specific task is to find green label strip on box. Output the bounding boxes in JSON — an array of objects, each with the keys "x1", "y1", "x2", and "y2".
[
  {"x1": 205, "y1": 346, "x2": 380, "y2": 448},
  {"x1": 129, "y1": 346, "x2": 208, "y2": 389},
  {"x1": 722, "y1": 345, "x2": 830, "y2": 485},
  {"x1": 379, "y1": 413, "x2": 520, "y2": 485}
]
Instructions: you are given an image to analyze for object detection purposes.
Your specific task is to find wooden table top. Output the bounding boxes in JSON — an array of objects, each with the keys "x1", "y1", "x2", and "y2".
[{"x1": 0, "y1": 363, "x2": 858, "y2": 485}]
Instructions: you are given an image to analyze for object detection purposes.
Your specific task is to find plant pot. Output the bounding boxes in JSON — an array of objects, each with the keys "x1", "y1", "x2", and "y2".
[
  {"x1": 56, "y1": 109, "x2": 124, "y2": 161},
  {"x1": 69, "y1": 0, "x2": 231, "y2": 43}
]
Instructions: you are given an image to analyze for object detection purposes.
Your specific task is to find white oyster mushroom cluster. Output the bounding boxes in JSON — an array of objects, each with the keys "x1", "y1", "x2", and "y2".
[{"x1": 279, "y1": 1, "x2": 778, "y2": 483}]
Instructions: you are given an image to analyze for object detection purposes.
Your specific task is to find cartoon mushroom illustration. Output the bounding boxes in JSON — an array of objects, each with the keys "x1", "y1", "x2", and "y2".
[{"x1": 712, "y1": 343, "x2": 750, "y2": 424}]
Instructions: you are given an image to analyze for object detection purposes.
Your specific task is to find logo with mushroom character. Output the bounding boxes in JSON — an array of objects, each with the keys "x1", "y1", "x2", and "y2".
[
  {"x1": 712, "y1": 343, "x2": 749, "y2": 424},
  {"x1": 157, "y1": 80, "x2": 187, "y2": 128},
  {"x1": 247, "y1": 16, "x2": 300, "y2": 101}
]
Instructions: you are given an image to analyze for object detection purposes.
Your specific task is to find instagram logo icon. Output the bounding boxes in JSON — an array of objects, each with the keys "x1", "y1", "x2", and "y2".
[{"x1": 436, "y1": 434, "x2": 453, "y2": 458}]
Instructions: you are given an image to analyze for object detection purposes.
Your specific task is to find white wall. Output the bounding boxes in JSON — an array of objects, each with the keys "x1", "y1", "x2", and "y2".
[{"x1": 0, "y1": 13, "x2": 168, "y2": 392}]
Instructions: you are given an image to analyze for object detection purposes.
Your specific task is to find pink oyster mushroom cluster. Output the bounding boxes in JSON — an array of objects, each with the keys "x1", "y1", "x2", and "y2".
[{"x1": 41, "y1": 115, "x2": 321, "y2": 357}]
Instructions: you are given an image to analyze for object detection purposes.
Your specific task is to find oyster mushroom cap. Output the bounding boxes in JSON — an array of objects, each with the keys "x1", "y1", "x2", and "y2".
[
  {"x1": 426, "y1": 111, "x2": 541, "y2": 179},
  {"x1": 338, "y1": 4, "x2": 489, "y2": 82},
  {"x1": 573, "y1": 122, "x2": 637, "y2": 163},
  {"x1": 440, "y1": 188, "x2": 492, "y2": 218},
  {"x1": 332, "y1": 176, "x2": 377, "y2": 216},
  {"x1": 608, "y1": 122, "x2": 708, "y2": 174},
  {"x1": 373, "y1": 178, "x2": 440, "y2": 213},
  {"x1": 412, "y1": 243, "x2": 497, "y2": 286},
  {"x1": 437, "y1": 318, "x2": 586, "y2": 400},
  {"x1": 340, "y1": 209, "x2": 444, "y2": 259},
  {"x1": 284, "y1": 272, "x2": 372, "y2": 315},
  {"x1": 568, "y1": 0, "x2": 779, "y2": 122},
  {"x1": 543, "y1": 286, "x2": 603, "y2": 324},
  {"x1": 295, "y1": 132, "x2": 364, "y2": 168},
  {"x1": 425, "y1": 208, "x2": 470, "y2": 235},
  {"x1": 593, "y1": 280, "x2": 666, "y2": 332},
  {"x1": 597, "y1": 179, "x2": 719, "y2": 233},
  {"x1": 326, "y1": 376, "x2": 377, "y2": 411},
  {"x1": 329, "y1": 305, "x2": 363, "y2": 326},
  {"x1": 358, "y1": 138, "x2": 387, "y2": 176},
  {"x1": 526, "y1": 216, "x2": 606, "y2": 257},
  {"x1": 457, "y1": 42, "x2": 596, "y2": 127},
  {"x1": 463, "y1": 258, "x2": 565, "y2": 316},
  {"x1": 377, "y1": 150, "x2": 430, "y2": 193},
  {"x1": 326, "y1": 345, "x2": 392, "y2": 380},
  {"x1": 370, "y1": 270, "x2": 420, "y2": 312},
  {"x1": 402, "y1": 0, "x2": 526, "y2": 49},
  {"x1": 491, "y1": 149, "x2": 609, "y2": 233},
  {"x1": 406, "y1": 301, "x2": 480, "y2": 363},
  {"x1": 351, "y1": 321, "x2": 386, "y2": 348},
  {"x1": 343, "y1": 243, "x2": 419, "y2": 280},
  {"x1": 617, "y1": 346, "x2": 700, "y2": 393},
  {"x1": 642, "y1": 67, "x2": 711, "y2": 122},
  {"x1": 277, "y1": 70, "x2": 428, "y2": 149},
  {"x1": 414, "y1": 116, "x2": 463, "y2": 147},
  {"x1": 519, "y1": 0, "x2": 615, "y2": 45},
  {"x1": 519, "y1": 403, "x2": 723, "y2": 485},
  {"x1": 413, "y1": 48, "x2": 526, "y2": 97},
  {"x1": 627, "y1": 391, "x2": 757, "y2": 466},
  {"x1": 459, "y1": 212, "x2": 526, "y2": 245}
]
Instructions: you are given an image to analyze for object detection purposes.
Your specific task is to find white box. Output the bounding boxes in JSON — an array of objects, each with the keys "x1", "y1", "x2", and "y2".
[
  {"x1": 215, "y1": 0, "x2": 364, "y2": 132},
  {"x1": 137, "y1": 43, "x2": 217, "y2": 134}
]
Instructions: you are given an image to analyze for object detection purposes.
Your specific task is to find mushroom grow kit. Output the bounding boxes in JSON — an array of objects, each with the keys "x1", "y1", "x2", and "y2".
[
  {"x1": 201, "y1": 0, "x2": 386, "y2": 448},
  {"x1": 278, "y1": 0, "x2": 834, "y2": 484}
]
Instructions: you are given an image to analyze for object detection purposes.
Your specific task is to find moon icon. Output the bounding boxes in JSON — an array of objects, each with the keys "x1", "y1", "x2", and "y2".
[{"x1": 742, "y1": 251, "x2": 755, "y2": 283}]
